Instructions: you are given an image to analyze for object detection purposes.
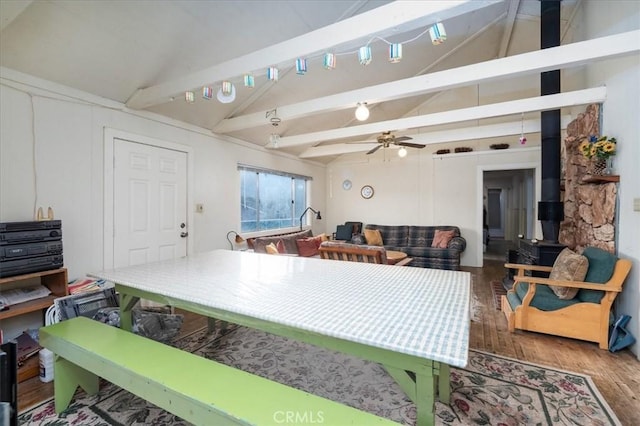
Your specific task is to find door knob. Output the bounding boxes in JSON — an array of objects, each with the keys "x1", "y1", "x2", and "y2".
[{"x1": 180, "y1": 232, "x2": 188, "y2": 238}]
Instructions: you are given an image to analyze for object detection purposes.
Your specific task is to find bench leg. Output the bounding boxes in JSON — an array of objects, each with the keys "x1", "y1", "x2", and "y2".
[{"x1": 54, "y1": 357, "x2": 99, "y2": 413}]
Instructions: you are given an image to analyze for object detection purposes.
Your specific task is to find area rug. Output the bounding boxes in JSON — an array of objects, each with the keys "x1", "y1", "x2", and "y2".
[
  {"x1": 19, "y1": 324, "x2": 621, "y2": 425},
  {"x1": 491, "y1": 279, "x2": 508, "y2": 311}
]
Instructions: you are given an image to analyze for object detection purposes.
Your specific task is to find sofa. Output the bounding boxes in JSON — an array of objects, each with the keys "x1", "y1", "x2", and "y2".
[
  {"x1": 250, "y1": 229, "x2": 324, "y2": 256},
  {"x1": 363, "y1": 224, "x2": 466, "y2": 270}
]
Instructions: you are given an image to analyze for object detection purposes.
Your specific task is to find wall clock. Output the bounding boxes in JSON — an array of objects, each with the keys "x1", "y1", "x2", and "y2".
[
  {"x1": 342, "y1": 179, "x2": 352, "y2": 191},
  {"x1": 360, "y1": 185, "x2": 374, "y2": 199}
]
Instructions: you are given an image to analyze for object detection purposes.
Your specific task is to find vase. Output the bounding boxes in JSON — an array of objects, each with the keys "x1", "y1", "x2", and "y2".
[
  {"x1": 590, "y1": 158, "x2": 607, "y2": 175},
  {"x1": 604, "y1": 157, "x2": 614, "y2": 175}
]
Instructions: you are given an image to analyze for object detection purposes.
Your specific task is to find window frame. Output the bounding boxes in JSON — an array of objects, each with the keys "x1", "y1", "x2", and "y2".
[{"x1": 238, "y1": 164, "x2": 312, "y2": 235}]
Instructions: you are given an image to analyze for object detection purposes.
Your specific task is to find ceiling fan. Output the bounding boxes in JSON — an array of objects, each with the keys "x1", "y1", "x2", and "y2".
[{"x1": 366, "y1": 131, "x2": 426, "y2": 155}]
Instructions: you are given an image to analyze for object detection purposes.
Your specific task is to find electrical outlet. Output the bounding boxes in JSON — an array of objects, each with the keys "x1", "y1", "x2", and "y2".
[
  {"x1": 196, "y1": 203, "x2": 204, "y2": 213},
  {"x1": 634, "y1": 198, "x2": 640, "y2": 212}
]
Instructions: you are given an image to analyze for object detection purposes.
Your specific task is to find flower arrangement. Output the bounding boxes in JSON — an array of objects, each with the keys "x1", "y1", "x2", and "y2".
[{"x1": 579, "y1": 135, "x2": 617, "y2": 160}]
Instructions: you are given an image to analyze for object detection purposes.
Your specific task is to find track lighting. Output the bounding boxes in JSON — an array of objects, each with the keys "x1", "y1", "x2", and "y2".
[
  {"x1": 398, "y1": 147, "x2": 408, "y2": 158},
  {"x1": 355, "y1": 103, "x2": 369, "y2": 121}
]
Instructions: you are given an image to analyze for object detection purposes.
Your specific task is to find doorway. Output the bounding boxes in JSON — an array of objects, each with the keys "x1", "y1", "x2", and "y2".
[{"x1": 482, "y1": 168, "x2": 536, "y2": 262}]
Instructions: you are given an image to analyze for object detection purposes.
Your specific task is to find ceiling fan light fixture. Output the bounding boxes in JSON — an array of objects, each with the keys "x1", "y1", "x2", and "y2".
[
  {"x1": 389, "y1": 43, "x2": 402, "y2": 63},
  {"x1": 355, "y1": 103, "x2": 369, "y2": 121},
  {"x1": 398, "y1": 147, "x2": 408, "y2": 158}
]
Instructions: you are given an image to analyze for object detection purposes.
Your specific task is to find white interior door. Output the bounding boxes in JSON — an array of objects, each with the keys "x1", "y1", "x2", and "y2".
[{"x1": 113, "y1": 139, "x2": 187, "y2": 269}]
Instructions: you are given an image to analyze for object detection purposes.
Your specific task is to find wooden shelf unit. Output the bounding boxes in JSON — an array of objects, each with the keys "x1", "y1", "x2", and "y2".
[{"x1": 1, "y1": 268, "x2": 68, "y2": 382}]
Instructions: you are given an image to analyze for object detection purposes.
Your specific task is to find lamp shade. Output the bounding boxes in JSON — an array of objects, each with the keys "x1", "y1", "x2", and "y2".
[
  {"x1": 389, "y1": 43, "x2": 402, "y2": 63},
  {"x1": 217, "y1": 83, "x2": 236, "y2": 103},
  {"x1": 295, "y1": 58, "x2": 307, "y2": 75},
  {"x1": 358, "y1": 46, "x2": 372, "y2": 65},
  {"x1": 323, "y1": 53, "x2": 336, "y2": 70},
  {"x1": 244, "y1": 74, "x2": 255, "y2": 88}
]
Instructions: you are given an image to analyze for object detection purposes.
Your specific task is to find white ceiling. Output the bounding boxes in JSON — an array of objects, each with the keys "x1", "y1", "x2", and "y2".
[{"x1": 1, "y1": 0, "x2": 589, "y2": 163}]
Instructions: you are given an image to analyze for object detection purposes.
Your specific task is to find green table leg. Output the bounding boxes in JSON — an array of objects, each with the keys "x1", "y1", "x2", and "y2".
[
  {"x1": 438, "y1": 363, "x2": 451, "y2": 404},
  {"x1": 119, "y1": 293, "x2": 139, "y2": 331},
  {"x1": 415, "y1": 370, "x2": 436, "y2": 426}
]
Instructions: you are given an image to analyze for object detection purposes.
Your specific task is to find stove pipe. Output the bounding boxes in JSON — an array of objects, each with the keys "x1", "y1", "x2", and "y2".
[{"x1": 538, "y1": 0, "x2": 564, "y2": 242}]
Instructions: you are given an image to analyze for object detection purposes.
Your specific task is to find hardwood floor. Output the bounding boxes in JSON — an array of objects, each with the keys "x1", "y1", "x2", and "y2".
[{"x1": 17, "y1": 259, "x2": 640, "y2": 425}]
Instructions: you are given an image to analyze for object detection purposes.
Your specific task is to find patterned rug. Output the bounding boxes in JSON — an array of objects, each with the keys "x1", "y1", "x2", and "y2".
[
  {"x1": 19, "y1": 324, "x2": 621, "y2": 425},
  {"x1": 491, "y1": 280, "x2": 508, "y2": 311}
]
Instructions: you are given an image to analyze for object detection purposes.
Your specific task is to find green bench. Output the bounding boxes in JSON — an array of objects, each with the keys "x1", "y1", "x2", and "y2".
[{"x1": 39, "y1": 317, "x2": 397, "y2": 425}]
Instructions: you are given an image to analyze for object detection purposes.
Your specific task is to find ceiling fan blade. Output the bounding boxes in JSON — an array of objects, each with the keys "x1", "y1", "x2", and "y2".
[
  {"x1": 394, "y1": 136, "x2": 413, "y2": 142},
  {"x1": 366, "y1": 145, "x2": 383, "y2": 155},
  {"x1": 397, "y1": 142, "x2": 426, "y2": 149}
]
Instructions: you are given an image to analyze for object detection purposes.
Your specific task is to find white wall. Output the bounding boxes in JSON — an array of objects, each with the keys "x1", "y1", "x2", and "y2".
[
  {"x1": 328, "y1": 147, "x2": 541, "y2": 267},
  {"x1": 582, "y1": 0, "x2": 640, "y2": 357},
  {"x1": 0, "y1": 74, "x2": 326, "y2": 338}
]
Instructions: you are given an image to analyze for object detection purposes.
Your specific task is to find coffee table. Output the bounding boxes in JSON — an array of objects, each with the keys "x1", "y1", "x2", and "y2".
[{"x1": 386, "y1": 250, "x2": 409, "y2": 265}]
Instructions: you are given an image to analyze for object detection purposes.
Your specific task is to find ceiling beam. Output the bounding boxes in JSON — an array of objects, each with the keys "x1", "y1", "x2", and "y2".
[
  {"x1": 498, "y1": 0, "x2": 520, "y2": 57},
  {"x1": 298, "y1": 115, "x2": 573, "y2": 158},
  {"x1": 214, "y1": 29, "x2": 639, "y2": 134},
  {"x1": 126, "y1": 1, "x2": 499, "y2": 110},
  {"x1": 274, "y1": 87, "x2": 606, "y2": 148}
]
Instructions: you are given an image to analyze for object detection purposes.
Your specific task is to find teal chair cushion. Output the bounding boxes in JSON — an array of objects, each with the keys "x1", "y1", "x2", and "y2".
[
  {"x1": 514, "y1": 282, "x2": 580, "y2": 311},
  {"x1": 577, "y1": 247, "x2": 618, "y2": 303}
]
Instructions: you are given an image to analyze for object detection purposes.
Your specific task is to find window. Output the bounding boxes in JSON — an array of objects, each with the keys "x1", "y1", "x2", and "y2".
[{"x1": 239, "y1": 165, "x2": 310, "y2": 233}]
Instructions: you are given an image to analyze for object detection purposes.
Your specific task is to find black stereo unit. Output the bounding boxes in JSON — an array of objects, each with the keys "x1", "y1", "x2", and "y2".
[
  {"x1": 0, "y1": 241, "x2": 63, "y2": 261},
  {"x1": 0, "y1": 220, "x2": 63, "y2": 278},
  {"x1": 0, "y1": 255, "x2": 64, "y2": 278},
  {"x1": 0, "y1": 220, "x2": 62, "y2": 245}
]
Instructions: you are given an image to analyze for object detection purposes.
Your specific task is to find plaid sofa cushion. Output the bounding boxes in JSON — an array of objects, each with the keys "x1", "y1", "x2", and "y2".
[
  {"x1": 363, "y1": 225, "x2": 408, "y2": 247},
  {"x1": 407, "y1": 226, "x2": 460, "y2": 247}
]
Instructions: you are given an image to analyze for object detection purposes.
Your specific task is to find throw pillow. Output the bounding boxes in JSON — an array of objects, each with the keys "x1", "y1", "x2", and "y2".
[
  {"x1": 549, "y1": 248, "x2": 589, "y2": 300},
  {"x1": 265, "y1": 243, "x2": 279, "y2": 255},
  {"x1": 582, "y1": 246, "x2": 617, "y2": 283},
  {"x1": 431, "y1": 229, "x2": 456, "y2": 248},
  {"x1": 276, "y1": 239, "x2": 286, "y2": 254},
  {"x1": 296, "y1": 237, "x2": 320, "y2": 257},
  {"x1": 364, "y1": 229, "x2": 383, "y2": 246}
]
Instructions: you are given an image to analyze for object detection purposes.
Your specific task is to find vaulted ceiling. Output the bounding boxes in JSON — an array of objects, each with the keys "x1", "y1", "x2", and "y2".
[{"x1": 0, "y1": 0, "x2": 606, "y2": 163}]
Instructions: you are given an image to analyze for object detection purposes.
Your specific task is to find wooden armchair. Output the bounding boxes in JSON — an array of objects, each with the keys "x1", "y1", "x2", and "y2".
[
  {"x1": 501, "y1": 257, "x2": 632, "y2": 349},
  {"x1": 318, "y1": 241, "x2": 412, "y2": 266}
]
